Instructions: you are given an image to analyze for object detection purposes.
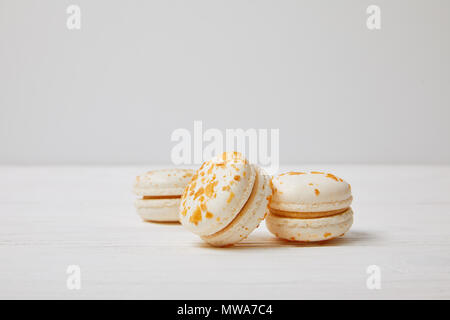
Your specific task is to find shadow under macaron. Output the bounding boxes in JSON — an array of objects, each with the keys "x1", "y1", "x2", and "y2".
[{"x1": 193, "y1": 229, "x2": 378, "y2": 250}]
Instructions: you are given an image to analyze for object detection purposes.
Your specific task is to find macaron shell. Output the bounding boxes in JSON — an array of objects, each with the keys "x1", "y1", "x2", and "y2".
[
  {"x1": 271, "y1": 172, "x2": 352, "y2": 212},
  {"x1": 266, "y1": 208, "x2": 353, "y2": 241},
  {"x1": 180, "y1": 152, "x2": 256, "y2": 237},
  {"x1": 135, "y1": 198, "x2": 181, "y2": 222},
  {"x1": 201, "y1": 165, "x2": 271, "y2": 246},
  {"x1": 134, "y1": 169, "x2": 194, "y2": 196}
]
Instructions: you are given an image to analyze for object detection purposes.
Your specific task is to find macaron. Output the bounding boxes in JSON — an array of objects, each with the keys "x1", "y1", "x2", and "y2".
[
  {"x1": 179, "y1": 152, "x2": 272, "y2": 247},
  {"x1": 266, "y1": 171, "x2": 353, "y2": 242},
  {"x1": 134, "y1": 169, "x2": 194, "y2": 222}
]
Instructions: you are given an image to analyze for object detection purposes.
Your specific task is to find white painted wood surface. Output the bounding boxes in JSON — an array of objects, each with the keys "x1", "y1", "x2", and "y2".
[{"x1": 1, "y1": 165, "x2": 449, "y2": 299}]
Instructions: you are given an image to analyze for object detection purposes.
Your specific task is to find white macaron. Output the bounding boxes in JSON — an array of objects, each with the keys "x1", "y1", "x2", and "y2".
[
  {"x1": 134, "y1": 169, "x2": 194, "y2": 222},
  {"x1": 266, "y1": 171, "x2": 353, "y2": 241},
  {"x1": 180, "y1": 152, "x2": 272, "y2": 247}
]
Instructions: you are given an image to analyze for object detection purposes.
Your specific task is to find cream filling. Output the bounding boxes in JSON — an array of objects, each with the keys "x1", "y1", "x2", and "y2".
[
  {"x1": 142, "y1": 195, "x2": 181, "y2": 200},
  {"x1": 269, "y1": 207, "x2": 349, "y2": 219}
]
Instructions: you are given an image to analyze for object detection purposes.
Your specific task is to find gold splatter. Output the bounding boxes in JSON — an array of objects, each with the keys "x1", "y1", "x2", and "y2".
[
  {"x1": 200, "y1": 202, "x2": 207, "y2": 211},
  {"x1": 205, "y1": 211, "x2": 213, "y2": 219},
  {"x1": 227, "y1": 192, "x2": 235, "y2": 203},
  {"x1": 205, "y1": 181, "x2": 218, "y2": 198},
  {"x1": 234, "y1": 175, "x2": 241, "y2": 181},
  {"x1": 311, "y1": 171, "x2": 324, "y2": 174},
  {"x1": 315, "y1": 189, "x2": 320, "y2": 196},
  {"x1": 189, "y1": 206, "x2": 202, "y2": 225},
  {"x1": 324, "y1": 232, "x2": 332, "y2": 238},
  {"x1": 326, "y1": 173, "x2": 339, "y2": 182},
  {"x1": 194, "y1": 187, "x2": 204, "y2": 200},
  {"x1": 180, "y1": 208, "x2": 187, "y2": 217}
]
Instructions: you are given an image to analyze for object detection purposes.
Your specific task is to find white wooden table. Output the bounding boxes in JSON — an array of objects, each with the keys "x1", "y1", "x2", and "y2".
[{"x1": 1, "y1": 165, "x2": 449, "y2": 299}]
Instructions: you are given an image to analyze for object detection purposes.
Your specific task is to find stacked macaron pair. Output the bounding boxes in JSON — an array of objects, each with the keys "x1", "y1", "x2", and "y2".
[
  {"x1": 133, "y1": 152, "x2": 354, "y2": 247},
  {"x1": 267, "y1": 171, "x2": 353, "y2": 242},
  {"x1": 133, "y1": 169, "x2": 194, "y2": 222}
]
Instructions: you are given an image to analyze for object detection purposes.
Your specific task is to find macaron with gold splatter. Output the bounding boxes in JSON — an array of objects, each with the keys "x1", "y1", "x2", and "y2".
[
  {"x1": 266, "y1": 171, "x2": 353, "y2": 241},
  {"x1": 180, "y1": 152, "x2": 272, "y2": 246}
]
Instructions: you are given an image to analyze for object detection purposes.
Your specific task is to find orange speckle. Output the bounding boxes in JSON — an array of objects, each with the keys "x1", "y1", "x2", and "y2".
[
  {"x1": 221, "y1": 152, "x2": 227, "y2": 160},
  {"x1": 290, "y1": 237, "x2": 296, "y2": 240},
  {"x1": 207, "y1": 165, "x2": 214, "y2": 175},
  {"x1": 222, "y1": 185, "x2": 230, "y2": 191},
  {"x1": 194, "y1": 187, "x2": 204, "y2": 200},
  {"x1": 288, "y1": 172, "x2": 305, "y2": 175},
  {"x1": 311, "y1": 171, "x2": 324, "y2": 174},
  {"x1": 216, "y1": 217, "x2": 221, "y2": 222},
  {"x1": 189, "y1": 206, "x2": 202, "y2": 225},
  {"x1": 205, "y1": 211, "x2": 213, "y2": 219},
  {"x1": 324, "y1": 232, "x2": 332, "y2": 238},
  {"x1": 180, "y1": 208, "x2": 187, "y2": 217},
  {"x1": 326, "y1": 173, "x2": 339, "y2": 182},
  {"x1": 205, "y1": 181, "x2": 218, "y2": 198},
  {"x1": 200, "y1": 171, "x2": 205, "y2": 176},
  {"x1": 227, "y1": 192, "x2": 235, "y2": 203},
  {"x1": 200, "y1": 202, "x2": 207, "y2": 211},
  {"x1": 308, "y1": 183, "x2": 314, "y2": 186},
  {"x1": 234, "y1": 175, "x2": 241, "y2": 181},
  {"x1": 315, "y1": 189, "x2": 320, "y2": 196}
]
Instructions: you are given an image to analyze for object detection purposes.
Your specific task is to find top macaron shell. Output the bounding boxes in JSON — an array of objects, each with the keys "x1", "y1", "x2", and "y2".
[
  {"x1": 180, "y1": 152, "x2": 256, "y2": 236},
  {"x1": 134, "y1": 169, "x2": 194, "y2": 196},
  {"x1": 270, "y1": 172, "x2": 352, "y2": 212}
]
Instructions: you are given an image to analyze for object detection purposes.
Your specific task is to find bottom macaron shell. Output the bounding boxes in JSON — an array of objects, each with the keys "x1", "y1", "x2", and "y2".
[
  {"x1": 266, "y1": 208, "x2": 353, "y2": 242},
  {"x1": 201, "y1": 166, "x2": 271, "y2": 247},
  {"x1": 135, "y1": 198, "x2": 181, "y2": 222}
]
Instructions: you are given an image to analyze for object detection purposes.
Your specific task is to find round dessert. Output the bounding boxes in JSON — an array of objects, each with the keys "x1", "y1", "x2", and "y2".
[
  {"x1": 179, "y1": 152, "x2": 272, "y2": 247},
  {"x1": 133, "y1": 168, "x2": 194, "y2": 222},
  {"x1": 266, "y1": 171, "x2": 353, "y2": 241}
]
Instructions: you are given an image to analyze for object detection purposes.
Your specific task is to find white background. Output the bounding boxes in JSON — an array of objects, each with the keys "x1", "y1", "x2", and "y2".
[
  {"x1": 1, "y1": 0, "x2": 450, "y2": 300},
  {"x1": 1, "y1": 0, "x2": 449, "y2": 165}
]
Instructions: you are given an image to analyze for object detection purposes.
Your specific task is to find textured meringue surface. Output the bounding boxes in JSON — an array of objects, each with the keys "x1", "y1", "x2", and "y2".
[
  {"x1": 270, "y1": 171, "x2": 352, "y2": 212},
  {"x1": 134, "y1": 168, "x2": 194, "y2": 196},
  {"x1": 180, "y1": 152, "x2": 256, "y2": 237}
]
